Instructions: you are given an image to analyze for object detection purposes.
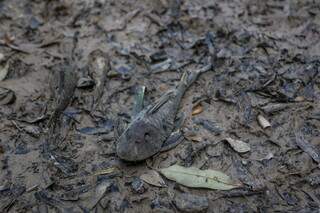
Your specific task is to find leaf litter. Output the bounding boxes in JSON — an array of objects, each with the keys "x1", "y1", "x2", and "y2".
[
  {"x1": 0, "y1": 0, "x2": 320, "y2": 212},
  {"x1": 257, "y1": 114, "x2": 271, "y2": 129},
  {"x1": 0, "y1": 87, "x2": 15, "y2": 105},
  {"x1": 224, "y1": 137, "x2": 251, "y2": 153},
  {"x1": 140, "y1": 170, "x2": 167, "y2": 188},
  {"x1": 0, "y1": 53, "x2": 9, "y2": 81}
]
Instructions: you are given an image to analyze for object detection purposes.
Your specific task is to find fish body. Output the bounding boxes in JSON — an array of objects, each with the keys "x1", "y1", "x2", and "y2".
[{"x1": 116, "y1": 65, "x2": 211, "y2": 161}]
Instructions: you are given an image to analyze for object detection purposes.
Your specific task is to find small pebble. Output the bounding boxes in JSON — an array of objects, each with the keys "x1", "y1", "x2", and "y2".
[{"x1": 131, "y1": 177, "x2": 147, "y2": 194}]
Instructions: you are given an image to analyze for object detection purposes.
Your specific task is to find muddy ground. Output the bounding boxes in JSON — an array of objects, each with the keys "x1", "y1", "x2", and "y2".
[{"x1": 0, "y1": 0, "x2": 320, "y2": 212}]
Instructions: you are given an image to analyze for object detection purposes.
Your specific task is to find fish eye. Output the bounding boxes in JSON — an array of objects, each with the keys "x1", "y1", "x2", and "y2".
[{"x1": 163, "y1": 124, "x2": 167, "y2": 131}]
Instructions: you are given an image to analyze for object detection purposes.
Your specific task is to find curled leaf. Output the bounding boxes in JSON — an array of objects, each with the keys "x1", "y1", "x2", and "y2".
[
  {"x1": 185, "y1": 134, "x2": 202, "y2": 142},
  {"x1": 225, "y1": 138, "x2": 250, "y2": 153},
  {"x1": 77, "y1": 77, "x2": 95, "y2": 89},
  {"x1": 257, "y1": 153, "x2": 274, "y2": 161},
  {"x1": 140, "y1": 170, "x2": 166, "y2": 187},
  {"x1": 160, "y1": 165, "x2": 242, "y2": 190},
  {"x1": 295, "y1": 132, "x2": 320, "y2": 164},
  {"x1": 88, "y1": 50, "x2": 110, "y2": 104},
  {"x1": 257, "y1": 115, "x2": 271, "y2": 129},
  {"x1": 0, "y1": 57, "x2": 9, "y2": 81},
  {"x1": 86, "y1": 180, "x2": 112, "y2": 210},
  {"x1": 194, "y1": 118, "x2": 223, "y2": 135},
  {"x1": 150, "y1": 58, "x2": 172, "y2": 73},
  {"x1": 0, "y1": 87, "x2": 15, "y2": 105},
  {"x1": 192, "y1": 104, "x2": 203, "y2": 116},
  {"x1": 294, "y1": 96, "x2": 305, "y2": 102},
  {"x1": 23, "y1": 125, "x2": 41, "y2": 138},
  {"x1": 94, "y1": 167, "x2": 116, "y2": 176}
]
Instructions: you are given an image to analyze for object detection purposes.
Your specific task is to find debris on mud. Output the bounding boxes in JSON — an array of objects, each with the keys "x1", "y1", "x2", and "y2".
[
  {"x1": 257, "y1": 114, "x2": 271, "y2": 129},
  {"x1": 0, "y1": 87, "x2": 15, "y2": 105},
  {"x1": 224, "y1": 137, "x2": 251, "y2": 153},
  {"x1": 140, "y1": 170, "x2": 167, "y2": 188},
  {"x1": 0, "y1": 0, "x2": 320, "y2": 212},
  {"x1": 173, "y1": 193, "x2": 209, "y2": 212}
]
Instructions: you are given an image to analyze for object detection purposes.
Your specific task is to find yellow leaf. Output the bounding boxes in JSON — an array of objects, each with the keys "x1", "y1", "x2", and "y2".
[{"x1": 192, "y1": 104, "x2": 203, "y2": 116}]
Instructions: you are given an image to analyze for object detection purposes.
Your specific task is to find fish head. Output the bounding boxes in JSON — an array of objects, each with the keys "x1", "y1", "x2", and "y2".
[{"x1": 116, "y1": 119, "x2": 163, "y2": 161}]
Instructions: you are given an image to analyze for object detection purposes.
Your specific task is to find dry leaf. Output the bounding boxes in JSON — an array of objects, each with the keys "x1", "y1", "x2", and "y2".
[
  {"x1": 86, "y1": 180, "x2": 112, "y2": 210},
  {"x1": 94, "y1": 167, "x2": 116, "y2": 176},
  {"x1": 23, "y1": 125, "x2": 41, "y2": 138},
  {"x1": 294, "y1": 96, "x2": 305, "y2": 102},
  {"x1": 160, "y1": 165, "x2": 242, "y2": 190},
  {"x1": 0, "y1": 87, "x2": 15, "y2": 105},
  {"x1": 140, "y1": 170, "x2": 166, "y2": 187},
  {"x1": 185, "y1": 134, "x2": 202, "y2": 142},
  {"x1": 225, "y1": 138, "x2": 250, "y2": 153},
  {"x1": 257, "y1": 115, "x2": 271, "y2": 129},
  {"x1": 259, "y1": 153, "x2": 274, "y2": 161},
  {"x1": 295, "y1": 132, "x2": 320, "y2": 164},
  {"x1": 192, "y1": 104, "x2": 203, "y2": 116},
  {"x1": 0, "y1": 54, "x2": 9, "y2": 81}
]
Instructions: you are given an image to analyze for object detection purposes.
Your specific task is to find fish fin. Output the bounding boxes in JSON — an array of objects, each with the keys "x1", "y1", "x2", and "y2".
[
  {"x1": 160, "y1": 130, "x2": 184, "y2": 152},
  {"x1": 147, "y1": 90, "x2": 174, "y2": 114},
  {"x1": 174, "y1": 112, "x2": 186, "y2": 130}
]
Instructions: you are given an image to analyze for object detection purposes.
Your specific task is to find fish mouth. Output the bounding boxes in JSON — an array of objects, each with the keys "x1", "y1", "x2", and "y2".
[
  {"x1": 116, "y1": 142, "x2": 140, "y2": 162},
  {"x1": 116, "y1": 142, "x2": 154, "y2": 162}
]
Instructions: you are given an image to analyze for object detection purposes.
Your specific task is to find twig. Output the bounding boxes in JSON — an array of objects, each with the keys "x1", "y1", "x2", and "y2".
[{"x1": 0, "y1": 40, "x2": 31, "y2": 54}]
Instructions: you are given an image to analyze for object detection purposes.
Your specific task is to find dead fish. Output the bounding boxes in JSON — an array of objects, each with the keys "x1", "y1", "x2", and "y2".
[{"x1": 116, "y1": 64, "x2": 212, "y2": 161}]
